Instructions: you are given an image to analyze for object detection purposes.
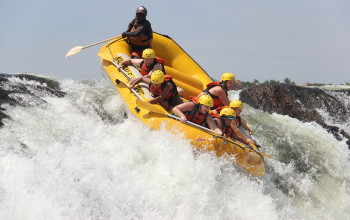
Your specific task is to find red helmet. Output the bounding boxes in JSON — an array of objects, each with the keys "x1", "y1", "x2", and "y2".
[{"x1": 136, "y1": 6, "x2": 147, "y2": 16}]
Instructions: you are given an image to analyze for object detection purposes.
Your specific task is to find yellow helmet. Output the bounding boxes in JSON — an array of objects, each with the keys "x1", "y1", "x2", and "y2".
[
  {"x1": 230, "y1": 100, "x2": 244, "y2": 109},
  {"x1": 142, "y1": 48, "x2": 155, "y2": 58},
  {"x1": 220, "y1": 107, "x2": 236, "y2": 119},
  {"x1": 151, "y1": 70, "x2": 165, "y2": 84},
  {"x1": 221, "y1": 72, "x2": 236, "y2": 82},
  {"x1": 198, "y1": 95, "x2": 213, "y2": 107}
]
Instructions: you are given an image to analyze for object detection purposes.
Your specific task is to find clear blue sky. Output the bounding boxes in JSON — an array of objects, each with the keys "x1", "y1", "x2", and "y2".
[{"x1": 1, "y1": 0, "x2": 349, "y2": 84}]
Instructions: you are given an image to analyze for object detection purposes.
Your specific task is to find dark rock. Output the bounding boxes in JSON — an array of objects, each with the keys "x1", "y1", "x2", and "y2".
[
  {"x1": 0, "y1": 73, "x2": 66, "y2": 126},
  {"x1": 240, "y1": 83, "x2": 350, "y2": 148}
]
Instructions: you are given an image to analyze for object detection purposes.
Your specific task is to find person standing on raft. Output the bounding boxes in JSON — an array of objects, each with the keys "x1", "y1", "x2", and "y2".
[
  {"x1": 197, "y1": 72, "x2": 236, "y2": 110},
  {"x1": 122, "y1": 6, "x2": 153, "y2": 58}
]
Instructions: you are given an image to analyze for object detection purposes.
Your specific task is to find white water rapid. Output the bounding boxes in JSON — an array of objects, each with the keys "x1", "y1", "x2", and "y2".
[{"x1": 0, "y1": 76, "x2": 349, "y2": 219}]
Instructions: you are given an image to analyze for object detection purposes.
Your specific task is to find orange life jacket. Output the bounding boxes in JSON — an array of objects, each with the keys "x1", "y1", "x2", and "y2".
[
  {"x1": 215, "y1": 106, "x2": 242, "y2": 128},
  {"x1": 210, "y1": 113, "x2": 234, "y2": 137},
  {"x1": 130, "y1": 21, "x2": 153, "y2": 46},
  {"x1": 203, "y1": 82, "x2": 228, "y2": 109},
  {"x1": 184, "y1": 96, "x2": 208, "y2": 125},
  {"x1": 140, "y1": 57, "x2": 165, "y2": 76},
  {"x1": 149, "y1": 75, "x2": 178, "y2": 101},
  {"x1": 236, "y1": 115, "x2": 242, "y2": 128},
  {"x1": 215, "y1": 105, "x2": 229, "y2": 114}
]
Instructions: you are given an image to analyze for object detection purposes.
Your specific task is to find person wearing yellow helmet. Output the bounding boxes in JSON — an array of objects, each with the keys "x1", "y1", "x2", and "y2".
[
  {"x1": 230, "y1": 100, "x2": 253, "y2": 137},
  {"x1": 116, "y1": 48, "x2": 166, "y2": 88},
  {"x1": 211, "y1": 107, "x2": 255, "y2": 149},
  {"x1": 131, "y1": 70, "x2": 183, "y2": 110},
  {"x1": 215, "y1": 100, "x2": 255, "y2": 143},
  {"x1": 197, "y1": 72, "x2": 237, "y2": 110},
  {"x1": 122, "y1": 6, "x2": 153, "y2": 58},
  {"x1": 172, "y1": 95, "x2": 221, "y2": 133}
]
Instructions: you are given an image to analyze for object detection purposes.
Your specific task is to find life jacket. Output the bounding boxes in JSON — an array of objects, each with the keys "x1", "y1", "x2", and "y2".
[
  {"x1": 203, "y1": 82, "x2": 228, "y2": 109},
  {"x1": 184, "y1": 97, "x2": 208, "y2": 125},
  {"x1": 130, "y1": 20, "x2": 153, "y2": 46},
  {"x1": 215, "y1": 106, "x2": 242, "y2": 128},
  {"x1": 210, "y1": 112, "x2": 234, "y2": 138},
  {"x1": 149, "y1": 75, "x2": 178, "y2": 101},
  {"x1": 221, "y1": 119, "x2": 234, "y2": 137},
  {"x1": 140, "y1": 57, "x2": 165, "y2": 76},
  {"x1": 215, "y1": 105, "x2": 228, "y2": 114}
]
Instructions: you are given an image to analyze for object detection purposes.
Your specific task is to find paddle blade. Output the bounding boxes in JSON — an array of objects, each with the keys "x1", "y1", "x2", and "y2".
[
  {"x1": 65, "y1": 46, "x2": 83, "y2": 58},
  {"x1": 97, "y1": 53, "x2": 114, "y2": 62},
  {"x1": 136, "y1": 99, "x2": 168, "y2": 115}
]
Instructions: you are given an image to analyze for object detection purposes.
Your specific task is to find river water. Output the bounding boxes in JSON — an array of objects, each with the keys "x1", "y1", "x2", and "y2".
[{"x1": 0, "y1": 75, "x2": 349, "y2": 219}]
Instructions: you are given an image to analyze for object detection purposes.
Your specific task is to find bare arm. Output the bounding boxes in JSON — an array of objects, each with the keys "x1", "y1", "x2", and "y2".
[
  {"x1": 149, "y1": 83, "x2": 172, "y2": 104},
  {"x1": 206, "y1": 115, "x2": 222, "y2": 134},
  {"x1": 147, "y1": 63, "x2": 163, "y2": 76},
  {"x1": 216, "y1": 87, "x2": 230, "y2": 106},
  {"x1": 116, "y1": 58, "x2": 143, "y2": 70},
  {"x1": 230, "y1": 120, "x2": 254, "y2": 148},
  {"x1": 128, "y1": 75, "x2": 151, "y2": 89},
  {"x1": 172, "y1": 102, "x2": 195, "y2": 123},
  {"x1": 240, "y1": 118, "x2": 252, "y2": 135}
]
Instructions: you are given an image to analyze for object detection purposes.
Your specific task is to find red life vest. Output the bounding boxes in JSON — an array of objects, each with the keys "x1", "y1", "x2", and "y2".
[
  {"x1": 203, "y1": 82, "x2": 228, "y2": 109},
  {"x1": 222, "y1": 123, "x2": 234, "y2": 137},
  {"x1": 215, "y1": 105, "x2": 229, "y2": 114},
  {"x1": 215, "y1": 106, "x2": 242, "y2": 128},
  {"x1": 184, "y1": 97, "x2": 208, "y2": 125},
  {"x1": 130, "y1": 20, "x2": 153, "y2": 46},
  {"x1": 149, "y1": 75, "x2": 178, "y2": 101},
  {"x1": 140, "y1": 57, "x2": 165, "y2": 76},
  {"x1": 210, "y1": 113, "x2": 234, "y2": 137},
  {"x1": 236, "y1": 115, "x2": 242, "y2": 128}
]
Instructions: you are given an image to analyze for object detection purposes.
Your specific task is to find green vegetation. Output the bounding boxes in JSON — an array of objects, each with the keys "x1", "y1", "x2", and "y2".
[{"x1": 240, "y1": 77, "x2": 296, "y2": 89}]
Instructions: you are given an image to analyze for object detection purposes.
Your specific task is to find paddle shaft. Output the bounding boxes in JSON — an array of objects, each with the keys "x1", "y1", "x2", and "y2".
[
  {"x1": 66, "y1": 37, "x2": 124, "y2": 58},
  {"x1": 84, "y1": 36, "x2": 122, "y2": 50},
  {"x1": 117, "y1": 69, "x2": 144, "y2": 101},
  {"x1": 135, "y1": 99, "x2": 270, "y2": 156}
]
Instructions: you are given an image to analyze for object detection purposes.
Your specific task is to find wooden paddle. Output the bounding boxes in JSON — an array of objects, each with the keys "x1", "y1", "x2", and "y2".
[
  {"x1": 65, "y1": 36, "x2": 124, "y2": 58},
  {"x1": 136, "y1": 99, "x2": 275, "y2": 160}
]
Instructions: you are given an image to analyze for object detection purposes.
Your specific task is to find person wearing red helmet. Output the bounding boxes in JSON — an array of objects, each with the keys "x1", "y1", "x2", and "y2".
[{"x1": 122, "y1": 6, "x2": 153, "y2": 58}]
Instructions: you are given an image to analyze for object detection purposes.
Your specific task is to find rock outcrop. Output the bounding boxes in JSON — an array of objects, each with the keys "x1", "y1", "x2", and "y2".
[
  {"x1": 0, "y1": 73, "x2": 65, "y2": 126},
  {"x1": 240, "y1": 83, "x2": 350, "y2": 148}
]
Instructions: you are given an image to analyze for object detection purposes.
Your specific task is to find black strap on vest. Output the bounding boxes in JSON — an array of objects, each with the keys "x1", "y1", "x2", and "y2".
[
  {"x1": 186, "y1": 103, "x2": 208, "y2": 125},
  {"x1": 140, "y1": 59, "x2": 165, "y2": 75},
  {"x1": 204, "y1": 82, "x2": 227, "y2": 99}
]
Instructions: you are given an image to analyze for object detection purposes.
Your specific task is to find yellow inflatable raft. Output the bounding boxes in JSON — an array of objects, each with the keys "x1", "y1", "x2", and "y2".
[{"x1": 98, "y1": 32, "x2": 265, "y2": 176}]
